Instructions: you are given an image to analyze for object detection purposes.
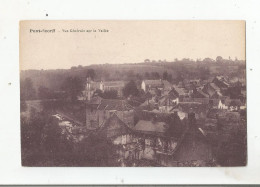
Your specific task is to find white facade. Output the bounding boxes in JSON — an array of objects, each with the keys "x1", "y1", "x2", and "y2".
[
  {"x1": 218, "y1": 100, "x2": 228, "y2": 109},
  {"x1": 141, "y1": 81, "x2": 146, "y2": 92}
]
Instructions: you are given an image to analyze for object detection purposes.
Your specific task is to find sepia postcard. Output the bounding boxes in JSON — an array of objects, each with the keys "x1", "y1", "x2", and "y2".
[{"x1": 20, "y1": 20, "x2": 246, "y2": 167}]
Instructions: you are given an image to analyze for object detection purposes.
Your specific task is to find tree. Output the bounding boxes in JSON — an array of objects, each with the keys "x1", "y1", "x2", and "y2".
[
  {"x1": 135, "y1": 73, "x2": 143, "y2": 80},
  {"x1": 182, "y1": 58, "x2": 191, "y2": 62},
  {"x1": 216, "y1": 56, "x2": 223, "y2": 63},
  {"x1": 61, "y1": 76, "x2": 84, "y2": 102},
  {"x1": 21, "y1": 110, "x2": 74, "y2": 166},
  {"x1": 103, "y1": 71, "x2": 110, "y2": 80},
  {"x1": 145, "y1": 72, "x2": 150, "y2": 79},
  {"x1": 20, "y1": 78, "x2": 36, "y2": 100},
  {"x1": 123, "y1": 80, "x2": 139, "y2": 98},
  {"x1": 151, "y1": 72, "x2": 160, "y2": 80},
  {"x1": 102, "y1": 90, "x2": 118, "y2": 99},
  {"x1": 226, "y1": 85, "x2": 242, "y2": 99},
  {"x1": 175, "y1": 71, "x2": 184, "y2": 84},
  {"x1": 144, "y1": 59, "x2": 150, "y2": 63},
  {"x1": 93, "y1": 89, "x2": 118, "y2": 99},
  {"x1": 163, "y1": 71, "x2": 168, "y2": 80},
  {"x1": 41, "y1": 100, "x2": 64, "y2": 112},
  {"x1": 154, "y1": 87, "x2": 161, "y2": 97},
  {"x1": 41, "y1": 118, "x2": 67, "y2": 155},
  {"x1": 198, "y1": 67, "x2": 210, "y2": 80},
  {"x1": 216, "y1": 125, "x2": 247, "y2": 166},
  {"x1": 203, "y1": 58, "x2": 214, "y2": 63},
  {"x1": 167, "y1": 74, "x2": 173, "y2": 82},
  {"x1": 21, "y1": 109, "x2": 118, "y2": 166},
  {"x1": 126, "y1": 70, "x2": 135, "y2": 79},
  {"x1": 115, "y1": 70, "x2": 121, "y2": 80},
  {"x1": 76, "y1": 133, "x2": 118, "y2": 166},
  {"x1": 38, "y1": 86, "x2": 50, "y2": 99},
  {"x1": 21, "y1": 111, "x2": 49, "y2": 166},
  {"x1": 93, "y1": 89, "x2": 103, "y2": 97},
  {"x1": 86, "y1": 69, "x2": 96, "y2": 80},
  {"x1": 21, "y1": 111, "x2": 46, "y2": 151}
]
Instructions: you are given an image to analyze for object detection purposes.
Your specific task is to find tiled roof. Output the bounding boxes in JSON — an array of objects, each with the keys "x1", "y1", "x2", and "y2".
[
  {"x1": 97, "y1": 99, "x2": 133, "y2": 111},
  {"x1": 172, "y1": 126, "x2": 210, "y2": 162},
  {"x1": 134, "y1": 110, "x2": 171, "y2": 122},
  {"x1": 210, "y1": 99, "x2": 220, "y2": 106},
  {"x1": 216, "y1": 76, "x2": 229, "y2": 83},
  {"x1": 214, "y1": 76, "x2": 230, "y2": 87},
  {"x1": 87, "y1": 96, "x2": 103, "y2": 105},
  {"x1": 174, "y1": 102, "x2": 209, "y2": 114},
  {"x1": 171, "y1": 85, "x2": 186, "y2": 95},
  {"x1": 183, "y1": 97, "x2": 209, "y2": 104},
  {"x1": 144, "y1": 91, "x2": 153, "y2": 99},
  {"x1": 134, "y1": 120, "x2": 167, "y2": 134},
  {"x1": 202, "y1": 85, "x2": 215, "y2": 97},
  {"x1": 210, "y1": 83, "x2": 220, "y2": 91},
  {"x1": 143, "y1": 79, "x2": 171, "y2": 90},
  {"x1": 222, "y1": 99, "x2": 242, "y2": 107},
  {"x1": 207, "y1": 108, "x2": 227, "y2": 119},
  {"x1": 158, "y1": 95, "x2": 178, "y2": 106},
  {"x1": 126, "y1": 97, "x2": 144, "y2": 107},
  {"x1": 137, "y1": 102, "x2": 158, "y2": 111},
  {"x1": 102, "y1": 113, "x2": 132, "y2": 138},
  {"x1": 162, "y1": 80, "x2": 172, "y2": 89},
  {"x1": 197, "y1": 89, "x2": 209, "y2": 98},
  {"x1": 102, "y1": 81, "x2": 125, "y2": 87},
  {"x1": 143, "y1": 80, "x2": 163, "y2": 86}
]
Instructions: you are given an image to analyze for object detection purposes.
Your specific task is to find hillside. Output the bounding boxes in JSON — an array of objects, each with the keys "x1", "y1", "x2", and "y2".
[{"x1": 20, "y1": 60, "x2": 245, "y2": 93}]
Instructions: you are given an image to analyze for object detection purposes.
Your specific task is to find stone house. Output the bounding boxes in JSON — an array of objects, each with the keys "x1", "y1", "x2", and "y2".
[
  {"x1": 99, "y1": 81, "x2": 126, "y2": 97},
  {"x1": 86, "y1": 97, "x2": 134, "y2": 130},
  {"x1": 170, "y1": 102, "x2": 209, "y2": 119},
  {"x1": 169, "y1": 85, "x2": 188, "y2": 100},
  {"x1": 157, "y1": 94, "x2": 178, "y2": 113},
  {"x1": 141, "y1": 79, "x2": 172, "y2": 93}
]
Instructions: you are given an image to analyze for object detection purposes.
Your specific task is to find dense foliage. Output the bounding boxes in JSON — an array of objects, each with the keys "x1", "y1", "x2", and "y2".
[
  {"x1": 21, "y1": 109, "x2": 118, "y2": 166},
  {"x1": 61, "y1": 76, "x2": 84, "y2": 102},
  {"x1": 20, "y1": 59, "x2": 245, "y2": 99},
  {"x1": 123, "y1": 80, "x2": 140, "y2": 98}
]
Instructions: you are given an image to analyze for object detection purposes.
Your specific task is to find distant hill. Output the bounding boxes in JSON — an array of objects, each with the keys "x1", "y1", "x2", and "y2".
[
  {"x1": 20, "y1": 63, "x2": 176, "y2": 91},
  {"x1": 20, "y1": 60, "x2": 246, "y2": 93}
]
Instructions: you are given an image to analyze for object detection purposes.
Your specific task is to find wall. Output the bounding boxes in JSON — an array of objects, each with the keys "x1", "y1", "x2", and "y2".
[
  {"x1": 86, "y1": 106, "x2": 99, "y2": 129},
  {"x1": 141, "y1": 81, "x2": 146, "y2": 92}
]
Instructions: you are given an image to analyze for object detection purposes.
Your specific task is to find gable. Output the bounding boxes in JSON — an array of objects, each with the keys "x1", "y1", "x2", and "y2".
[
  {"x1": 173, "y1": 129, "x2": 212, "y2": 162},
  {"x1": 102, "y1": 114, "x2": 132, "y2": 138}
]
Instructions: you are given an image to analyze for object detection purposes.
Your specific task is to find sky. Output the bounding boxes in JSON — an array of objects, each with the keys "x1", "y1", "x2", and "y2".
[{"x1": 20, "y1": 20, "x2": 245, "y2": 70}]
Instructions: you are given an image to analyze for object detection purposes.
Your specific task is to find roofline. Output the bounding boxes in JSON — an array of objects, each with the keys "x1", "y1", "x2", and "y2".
[{"x1": 101, "y1": 112, "x2": 133, "y2": 132}]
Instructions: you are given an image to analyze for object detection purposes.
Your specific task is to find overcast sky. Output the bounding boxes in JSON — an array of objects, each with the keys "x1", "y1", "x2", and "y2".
[{"x1": 20, "y1": 20, "x2": 245, "y2": 70}]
